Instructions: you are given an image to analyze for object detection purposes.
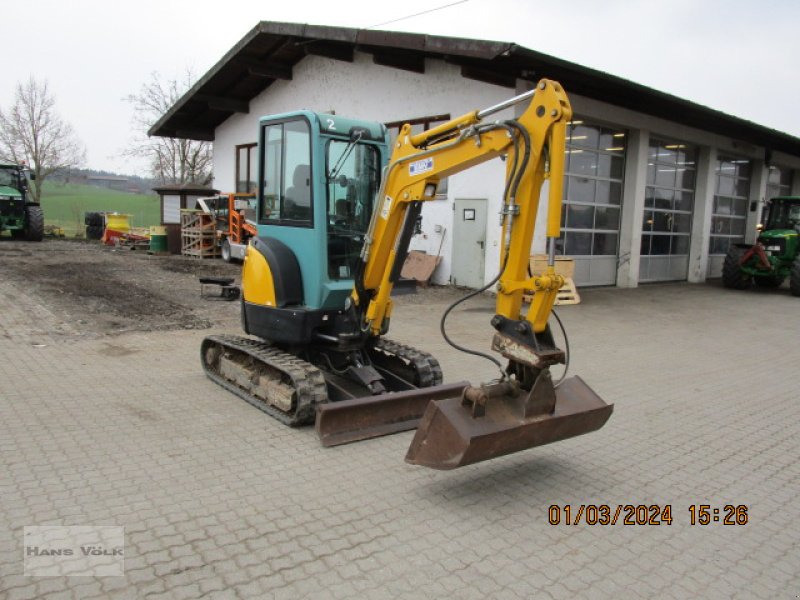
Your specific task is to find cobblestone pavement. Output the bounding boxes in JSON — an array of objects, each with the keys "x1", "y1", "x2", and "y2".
[{"x1": 1, "y1": 274, "x2": 799, "y2": 599}]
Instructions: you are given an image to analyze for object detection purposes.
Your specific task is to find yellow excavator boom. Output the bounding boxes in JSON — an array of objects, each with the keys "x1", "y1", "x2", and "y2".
[{"x1": 359, "y1": 80, "x2": 570, "y2": 338}]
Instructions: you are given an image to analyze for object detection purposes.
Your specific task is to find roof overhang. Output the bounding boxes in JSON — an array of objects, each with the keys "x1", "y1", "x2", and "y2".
[{"x1": 149, "y1": 21, "x2": 800, "y2": 157}]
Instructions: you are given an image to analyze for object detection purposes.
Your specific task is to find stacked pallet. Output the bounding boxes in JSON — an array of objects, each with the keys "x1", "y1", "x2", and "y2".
[
  {"x1": 523, "y1": 255, "x2": 580, "y2": 306},
  {"x1": 181, "y1": 210, "x2": 219, "y2": 258}
]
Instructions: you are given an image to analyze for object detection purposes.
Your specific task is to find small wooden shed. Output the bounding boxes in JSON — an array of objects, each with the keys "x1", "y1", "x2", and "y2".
[{"x1": 152, "y1": 183, "x2": 219, "y2": 254}]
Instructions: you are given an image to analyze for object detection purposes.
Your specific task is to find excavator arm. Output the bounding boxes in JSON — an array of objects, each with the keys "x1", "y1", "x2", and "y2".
[
  {"x1": 357, "y1": 80, "x2": 569, "y2": 341},
  {"x1": 345, "y1": 79, "x2": 612, "y2": 469}
]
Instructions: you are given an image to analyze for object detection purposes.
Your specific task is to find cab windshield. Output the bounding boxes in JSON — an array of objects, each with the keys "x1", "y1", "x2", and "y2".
[
  {"x1": 765, "y1": 199, "x2": 800, "y2": 231},
  {"x1": 0, "y1": 168, "x2": 19, "y2": 189},
  {"x1": 326, "y1": 140, "x2": 381, "y2": 280}
]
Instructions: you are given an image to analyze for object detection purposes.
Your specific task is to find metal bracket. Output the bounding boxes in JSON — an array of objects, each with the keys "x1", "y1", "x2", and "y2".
[
  {"x1": 500, "y1": 204, "x2": 520, "y2": 216},
  {"x1": 490, "y1": 315, "x2": 564, "y2": 369}
]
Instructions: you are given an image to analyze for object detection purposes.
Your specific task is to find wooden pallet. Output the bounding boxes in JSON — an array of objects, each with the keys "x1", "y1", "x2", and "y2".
[
  {"x1": 181, "y1": 210, "x2": 219, "y2": 258},
  {"x1": 523, "y1": 277, "x2": 581, "y2": 306},
  {"x1": 181, "y1": 210, "x2": 215, "y2": 231},
  {"x1": 181, "y1": 231, "x2": 219, "y2": 258}
]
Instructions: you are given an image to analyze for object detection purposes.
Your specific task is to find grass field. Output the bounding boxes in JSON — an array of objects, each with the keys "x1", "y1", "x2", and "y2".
[{"x1": 40, "y1": 183, "x2": 160, "y2": 236}]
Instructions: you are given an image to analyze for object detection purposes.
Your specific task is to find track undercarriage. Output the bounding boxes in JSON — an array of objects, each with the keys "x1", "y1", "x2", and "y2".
[{"x1": 201, "y1": 334, "x2": 444, "y2": 436}]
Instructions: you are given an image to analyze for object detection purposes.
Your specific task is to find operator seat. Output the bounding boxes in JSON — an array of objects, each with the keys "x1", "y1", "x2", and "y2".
[
  {"x1": 284, "y1": 164, "x2": 311, "y2": 220},
  {"x1": 335, "y1": 199, "x2": 353, "y2": 224}
]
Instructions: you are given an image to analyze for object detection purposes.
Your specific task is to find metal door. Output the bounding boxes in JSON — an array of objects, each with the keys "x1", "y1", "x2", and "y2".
[{"x1": 451, "y1": 198, "x2": 487, "y2": 288}]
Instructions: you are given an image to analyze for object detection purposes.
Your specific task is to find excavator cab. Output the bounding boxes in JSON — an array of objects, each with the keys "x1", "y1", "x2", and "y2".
[
  {"x1": 249, "y1": 112, "x2": 390, "y2": 313},
  {"x1": 219, "y1": 111, "x2": 448, "y2": 432}
]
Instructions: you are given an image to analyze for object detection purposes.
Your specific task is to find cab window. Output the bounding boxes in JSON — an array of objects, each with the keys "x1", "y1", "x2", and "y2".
[
  {"x1": 259, "y1": 119, "x2": 312, "y2": 226},
  {"x1": 326, "y1": 140, "x2": 381, "y2": 279}
]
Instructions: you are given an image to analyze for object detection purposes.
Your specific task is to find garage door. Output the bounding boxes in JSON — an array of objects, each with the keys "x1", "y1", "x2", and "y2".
[
  {"x1": 558, "y1": 121, "x2": 626, "y2": 286},
  {"x1": 639, "y1": 138, "x2": 697, "y2": 282},
  {"x1": 707, "y1": 155, "x2": 752, "y2": 278}
]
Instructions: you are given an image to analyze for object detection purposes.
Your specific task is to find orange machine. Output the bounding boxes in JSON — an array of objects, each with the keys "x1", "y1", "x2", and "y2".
[{"x1": 202, "y1": 193, "x2": 258, "y2": 262}]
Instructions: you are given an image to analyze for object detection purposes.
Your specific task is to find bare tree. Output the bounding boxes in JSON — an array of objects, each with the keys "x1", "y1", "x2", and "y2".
[
  {"x1": 0, "y1": 77, "x2": 86, "y2": 203},
  {"x1": 125, "y1": 71, "x2": 212, "y2": 186}
]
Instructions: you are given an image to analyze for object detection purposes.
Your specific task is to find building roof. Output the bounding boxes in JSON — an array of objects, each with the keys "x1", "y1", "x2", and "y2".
[{"x1": 149, "y1": 21, "x2": 800, "y2": 157}]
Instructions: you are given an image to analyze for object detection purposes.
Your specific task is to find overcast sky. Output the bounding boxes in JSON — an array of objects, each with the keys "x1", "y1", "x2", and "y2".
[{"x1": 6, "y1": 0, "x2": 799, "y2": 175}]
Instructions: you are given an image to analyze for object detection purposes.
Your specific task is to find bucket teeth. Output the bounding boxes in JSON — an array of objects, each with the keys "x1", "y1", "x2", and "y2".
[{"x1": 405, "y1": 376, "x2": 613, "y2": 470}]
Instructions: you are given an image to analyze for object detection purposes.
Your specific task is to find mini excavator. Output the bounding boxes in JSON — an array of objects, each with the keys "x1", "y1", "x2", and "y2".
[{"x1": 201, "y1": 79, "x2": 613, "y2": 469}]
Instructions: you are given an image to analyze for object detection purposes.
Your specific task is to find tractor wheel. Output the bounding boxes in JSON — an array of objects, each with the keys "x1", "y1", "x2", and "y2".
[
  {"x1": 790, "y1": 258, "x2": 800, "y2": 297},
  {"x1": 721, "y1": 244, "x2": 751, "y2": 290},
  {"x1": 86, "y1": 225, "x2": 104, "y2": 240},
  {"x1": 221, "y1": 238, "x2": 232, "y2": 263},
  {"x1": 24, "y1": 205, "x2": 44, "y2": 242},
  {"x1": 753, "y1": 275, "x2": 785, "y2": 288}
]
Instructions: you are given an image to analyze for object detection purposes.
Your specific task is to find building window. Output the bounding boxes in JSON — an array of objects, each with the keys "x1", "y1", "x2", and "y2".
[
  {"x1": 766, "y1": 166, "x2": 792, "y2": 199},
  {"x1": 236, "y1": 143, "x2": 257, "y2": 194},
  {"x1": 710, "y1": 155, "x2": 751, "y2": 255},
  {"x1": 558, "y1": 121, "x2": 626, "y2": 256},
  {"x1": 163, "y1": 195, "x2": 181, "y2": 224},
  {"x1": 385, "y1": 114, "x2": 450, "y2": 195}
]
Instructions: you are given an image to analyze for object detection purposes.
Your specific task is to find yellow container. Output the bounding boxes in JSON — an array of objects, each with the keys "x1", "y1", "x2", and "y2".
[{"x1": 105, "y1": 213, "x2": 132, "y2": 233}]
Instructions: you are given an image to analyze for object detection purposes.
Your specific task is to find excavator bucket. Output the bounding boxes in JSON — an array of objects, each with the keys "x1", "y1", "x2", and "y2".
[
  {"x1": 405, "y1": 375, "x2": 613, "y2": 470},
  {"x1": 316, "y1": 382, "x2": 469, "y2": 447}
]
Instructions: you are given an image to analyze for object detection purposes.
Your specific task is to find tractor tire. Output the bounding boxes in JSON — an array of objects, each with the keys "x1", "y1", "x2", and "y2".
[
  {"x1": 85, "y1": 212, "x2": 103, "y2": 227},
  {"x1": 221, "y1": 238, "x2": 232, "y2": 263},
  {"x1": 86, "y1": 225, "x2": 104, "y2": 240},
  {"x1": 753, "y1": 275, "x2": 785, "y2": 288},
  {"x1": 24, "y1": 205, "x2": 44, "y2": 242},
  {"x1": 790, "y1": 258, "x2": 800, "y2": 297},
  {"x1": 722, "y1": 244, "x2": 751, "y2": 290}
]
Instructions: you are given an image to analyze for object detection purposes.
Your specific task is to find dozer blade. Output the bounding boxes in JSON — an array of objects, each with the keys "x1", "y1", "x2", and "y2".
[
  {"x1": 316, "y1": 382, "x2": 469, "y2": 447},
  {"x1": 405, "y1": 376, "x2": 613, "y2": 470}
]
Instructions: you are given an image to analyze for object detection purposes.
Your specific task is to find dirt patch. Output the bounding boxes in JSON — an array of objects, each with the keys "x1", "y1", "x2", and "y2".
[
  {"x1": 0, "y1": 238, "x2": 490, "y2": 342},
  {"x1": 22, "y1": 262, "x2": 204, "y2": 322},
  {"x1": 0, "y1": 238, "x2": 241, "y2": 339}
]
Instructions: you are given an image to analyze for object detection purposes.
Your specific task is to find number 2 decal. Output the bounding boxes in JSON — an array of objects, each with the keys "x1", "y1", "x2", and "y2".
[{"x1": 326, "y1": 118, "x2": 336, "y2": 130}]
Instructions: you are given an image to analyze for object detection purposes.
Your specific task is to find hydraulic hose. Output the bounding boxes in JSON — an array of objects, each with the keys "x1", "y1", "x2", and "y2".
[
  {"x1": 550, "y1": 308, "x2": 570, "y2": 387},
  {"x1": 439, "y1": 120, "x2": 529, "y2": 380}
]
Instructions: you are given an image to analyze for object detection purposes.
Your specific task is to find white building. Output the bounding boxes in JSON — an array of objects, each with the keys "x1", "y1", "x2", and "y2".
[{"x1": 151, "y1": 21, "x2": 800, "y2": 288}]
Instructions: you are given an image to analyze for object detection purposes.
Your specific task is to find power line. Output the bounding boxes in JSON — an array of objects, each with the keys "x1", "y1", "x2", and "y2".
[{"x1": 366, "y1": 0, "x2": 471, "y2": 30}]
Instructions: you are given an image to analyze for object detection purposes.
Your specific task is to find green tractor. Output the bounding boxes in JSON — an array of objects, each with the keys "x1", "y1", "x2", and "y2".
[
  {"x1": 722, "y1": 196, "x2": 800, "y2": 296},
  {"x1": 0, "y1": 162, "x2": 43, "y2": 241}
]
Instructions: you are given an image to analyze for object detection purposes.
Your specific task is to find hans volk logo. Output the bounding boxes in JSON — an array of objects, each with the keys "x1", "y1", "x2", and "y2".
[{"x1": 24, "y1": 526, "x2": 125, "y2": 576}]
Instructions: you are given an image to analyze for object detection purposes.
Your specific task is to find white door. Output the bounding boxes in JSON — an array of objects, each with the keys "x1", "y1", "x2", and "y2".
[{"x1": 451, "y1": 198, "x2": 487, "y2": 288}]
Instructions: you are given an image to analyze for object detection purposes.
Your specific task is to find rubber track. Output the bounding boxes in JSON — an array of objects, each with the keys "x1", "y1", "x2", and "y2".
[
  {"x1": 201, "y1": 334, "x2": 327, "y2": 426},
  {"x1": 371, "y1": 338, "x2": 443, "y2": 388}
]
